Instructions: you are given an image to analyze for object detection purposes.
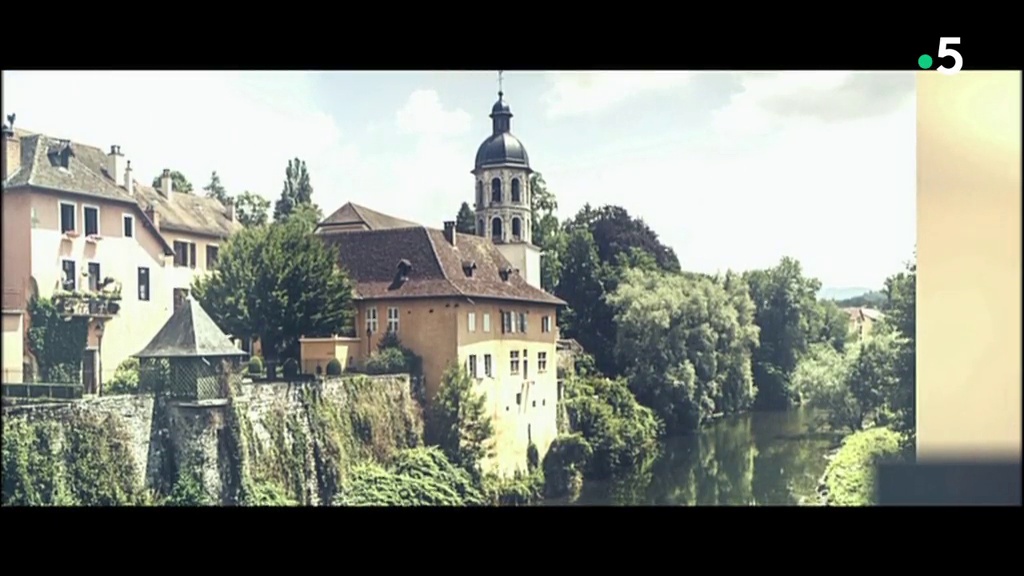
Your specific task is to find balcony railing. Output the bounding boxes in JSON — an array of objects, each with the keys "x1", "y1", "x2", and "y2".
[{"x1": 52, "y1": 289, "x2": 122, "y2": 318}]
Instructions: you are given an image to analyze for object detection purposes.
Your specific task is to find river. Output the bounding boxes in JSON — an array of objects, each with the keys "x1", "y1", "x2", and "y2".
[{"x1": 545, "y1": 407, "x2": 841, "y2": 506}]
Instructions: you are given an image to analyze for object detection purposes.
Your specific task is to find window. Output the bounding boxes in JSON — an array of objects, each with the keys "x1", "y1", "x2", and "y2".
[
  {"x1": 542, "y1": 315, "x2": 552, "y2": 333},
  {"x1": 87, "y1": 262, "x2": 101, "y2": 292},
  {"x1": 83, "y1": 206, "x2": 99, "y2": 236},
  {"x1": 491, "y1": 177, "x2": 502, "y2": 203},
  {"x1": 206, "y1": 245, "x2": 219, "y2": 270},
  {"x1": 538, "y1": 351, "x2": 548, "y2": 373},
  {"x1": 138, "y1": 267, "x2": 150, "y2": 301},
  {"x1": 123, "y1": 214, "x2": 135, "y2": 238},
  {"x1": 484, "y1": 354, "x2": 492, "y2": 377},
  {"x1": 59, "y1": 202, "x2": 76, "y2": 233},
  {"x1": 519, "y1": 312, "x2": 528, "y2": 333},
  {"x1": 61, "y1": 260, "x2": 76, "y2": 291},
  {"x1": 511, "y1": 178, "x2": 521, "y2": 203},
  {"x1": 387, "y1": 306, "x2": 399, "y2": 333},
  {"x1": 173, "y1": 240, "x2": 197, "y2": 268},
  {"x1": 523, "y1": 350, "x2": 529, "y2": 378},
  {"x1": 173, "y1": 288, "x2": 189, "y2": 311},
  {"x1": 511, "y1": 217, "x2": 522, "y2": 240},
  {"x1": 510, "y1": 350, "x2": 520, "y2": 375},
  {"x1": 476, "y1": 181, "x2": 483, "y2": 207},
  {"x1": 468, "y1": 355, "x2": 478, "y2": 378},
  {"x1": 483, "y1": 313, "x2": 491, "y2": 332},
  {"x1": 366, "y1": 307, "x2": 378, "y2": 334},
  {"x1": 468, "y1": 312, "x2": 476, "y2": 332},
  {"x1": 502, "y1": 311, "x2": 514, "y2": 333}
]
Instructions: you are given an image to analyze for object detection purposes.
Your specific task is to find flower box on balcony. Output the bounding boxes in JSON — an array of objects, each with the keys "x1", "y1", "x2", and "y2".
[
  {"x1": 62, "y1": 230, "x2": 80, "y2": 240},
  {"x1": 85, "y1": 234, "x2": 103, "y2": 243}
]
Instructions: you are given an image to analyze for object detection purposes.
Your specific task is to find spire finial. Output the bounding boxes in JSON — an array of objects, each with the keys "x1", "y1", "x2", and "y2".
[{"x1": 497, "y1": 70, "x2": 504, "y2": 98}]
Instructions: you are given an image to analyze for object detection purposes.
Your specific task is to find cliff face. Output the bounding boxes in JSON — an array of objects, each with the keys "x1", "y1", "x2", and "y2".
[{"x1": 1, "y1": 375, "x2": 424, "y2": 506}]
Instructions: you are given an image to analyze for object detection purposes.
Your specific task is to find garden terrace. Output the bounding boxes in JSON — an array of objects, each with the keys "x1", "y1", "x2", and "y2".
[{"x1": 52, "y1": 290, "x2": 122, "y2": 319}]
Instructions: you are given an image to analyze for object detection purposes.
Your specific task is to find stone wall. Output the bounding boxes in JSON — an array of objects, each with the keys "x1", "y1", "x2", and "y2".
[{"x1": 1, "y1": 374, "x2": 423, "y2": 506}]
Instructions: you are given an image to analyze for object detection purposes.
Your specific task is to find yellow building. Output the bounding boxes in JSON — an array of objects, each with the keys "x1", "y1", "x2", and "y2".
[
  {"x1": 843, "y1": 306, "x2": 886, "y2": 339},
  {"x1": 318, "y1": 203, "x2": 566, "y2": 477},
  {"x1": 1, "y1": 120, "x2": 240, "y2": 390}
]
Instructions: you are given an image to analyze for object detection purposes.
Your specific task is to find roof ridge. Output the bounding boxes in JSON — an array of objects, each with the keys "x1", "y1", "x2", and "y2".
[{"x1": 423, "y1": 226, "x2": 468, "y2": 299}]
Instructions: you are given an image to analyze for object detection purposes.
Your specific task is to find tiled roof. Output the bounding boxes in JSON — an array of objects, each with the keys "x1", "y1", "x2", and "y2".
[
  {"x1": 135, "y1": 183, "x2": 242, "y2": 239},
  {"x1": 4, "y1": 127, "x2": 239, "y2": 242},
  {"x1": 321, "y1": 224, "x2": 564, "y2": 306},
  {"x1": 4, "y1": 128, "x2": 175, "y2": 255},
  {"x1": 317, "y1": 201, "x2": 419, "y2": 233},
  {"x1": 135, "y1": 297, "x2": 248, "y2": 358}
]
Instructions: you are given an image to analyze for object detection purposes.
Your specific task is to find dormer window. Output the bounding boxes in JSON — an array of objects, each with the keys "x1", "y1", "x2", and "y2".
[
  {"x1": 462, "y1": 260, "x2": 477, "y2": 277},
  {"x1": 499, "y1": 266, "x2": 515, "y2": 281},
  {"x1": 396, "y1": 258, "x2": 412, "y2": 280}
]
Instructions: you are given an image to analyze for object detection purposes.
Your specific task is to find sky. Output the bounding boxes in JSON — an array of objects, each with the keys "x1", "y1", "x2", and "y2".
[{"x1": 2, "y1": 71, "x2": 916, "y2": 289}]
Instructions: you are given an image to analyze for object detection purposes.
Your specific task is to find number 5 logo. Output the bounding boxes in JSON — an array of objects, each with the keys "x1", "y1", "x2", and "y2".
[{"x1": 937, "y1": 37, "x2": 963, "y2": 75}]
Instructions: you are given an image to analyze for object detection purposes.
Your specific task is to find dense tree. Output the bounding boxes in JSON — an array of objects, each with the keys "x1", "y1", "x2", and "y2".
[
  {"x1": 233, "y1": 191, "x2": 271, "y2": 227},
  {"x1": 555, "y1": 228, "x2": 619, "y2": 375},
  {"x1": 191, "y1": 218, "x2": 354, "y2": 365},
  {"x1": 288, "y1": 202, "x2": 325, "y2": 233},
  {"x1": 567, "y1": 204, "x2": 681, "y2": 274},
  {"x1": 424, "y1": 365, "x2": 494, "y2": 479},
  {"x1": 273, "y1": 158, "x2": 318, "y2": 222},
  {"x1": 529, "y1": 173, "x2": 566, "y2": 292},
  {"x1": 151, "y1": 170, "x2": 194, "y2": 194},
  {"x1": 743, "y1": 257, "x2": 823, "y2": 409},
  {"x1": 808, "y1": 299, "x2": 853, "y2": 352},
  {"x1": 202, "y1": 171, "x2": 230, "y2": 205},
  {"x1": 881, "y1": 255, "x2": 916, "y2": 449},
  {"x1": 455, "y1": 202, "x2": 475, "y2": 235},
  {"x1": 608, "y1": 267, "x2": 759, "y2": 433}
]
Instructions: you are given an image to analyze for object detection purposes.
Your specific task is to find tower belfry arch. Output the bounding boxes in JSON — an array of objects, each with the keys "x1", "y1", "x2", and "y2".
[{"x1": 470, "y1": 72, "x2": 542, "y2": 289}]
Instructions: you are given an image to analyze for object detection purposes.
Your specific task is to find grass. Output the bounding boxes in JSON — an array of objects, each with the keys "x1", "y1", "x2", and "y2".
[{"x1": 821, "y1": 427, "x2": 903, "y2": 506}]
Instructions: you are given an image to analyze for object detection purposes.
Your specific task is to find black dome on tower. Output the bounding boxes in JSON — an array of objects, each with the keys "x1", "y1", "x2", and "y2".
[{"x1": 474, "y1": 92, "x2": 530, "y2": 170}]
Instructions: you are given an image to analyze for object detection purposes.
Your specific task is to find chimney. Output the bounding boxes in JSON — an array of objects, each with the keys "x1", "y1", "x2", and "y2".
[
  {"x1": 124, "y1": 160, "x2": 134, "y2": 196},
  {"x1": 443, "y1": 221, "x2": 457, "y2": 247},
  {"x1": 160, "y1": 168, "x2": 172, "y2": 197},
  {"x1": 145, "y1": 203, "x2": 160, "y2": 231},
  {"x1": 107, "y1": 145, "x2": 125, "y2": 187},
  {"x1": 225, "y1": 197, "x2": 236, "y2": 222},
  {"x1": 2, "y1": 122, "x2": 20, "y2": 181}
]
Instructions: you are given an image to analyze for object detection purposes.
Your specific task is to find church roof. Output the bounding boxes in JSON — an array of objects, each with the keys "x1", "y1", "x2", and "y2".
[
  {"x1": 317, "y1": 201, "x2": 420, "y2": 233},
  {"x1": 135, "y1": 298, "x2": 248, "y2": 358},
  {"x1": 320, "y1": 217, "x2": 564, "y2": 306},
  {"x1": 475, "y1": 132, "x2": 530, "y2": 170}
]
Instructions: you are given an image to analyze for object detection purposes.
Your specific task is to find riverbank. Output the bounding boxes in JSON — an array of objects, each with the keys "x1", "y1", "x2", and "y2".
[{"x1": 816, "y1": 427, "x2": 903, "y2": 506}]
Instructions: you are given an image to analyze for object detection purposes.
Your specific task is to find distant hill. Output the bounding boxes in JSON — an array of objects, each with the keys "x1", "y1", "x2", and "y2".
[
  {"x1": 819, "y1": 287, "x2": 887, "y2": 309},
  {"x1": 818, "y1": 287, "x2": 874, "y2": 301}
]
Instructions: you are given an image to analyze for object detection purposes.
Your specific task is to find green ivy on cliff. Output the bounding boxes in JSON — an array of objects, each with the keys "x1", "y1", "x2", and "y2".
[
  {"x1": 2, "y1": 411, "x2": 144, "y2": 506},
  {"x1": 27, "y1": 297, "x2": 90, "y2": 383}
]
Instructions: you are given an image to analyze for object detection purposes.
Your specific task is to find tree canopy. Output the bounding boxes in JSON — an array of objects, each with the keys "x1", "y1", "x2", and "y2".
[
  {"x1": 152, "y1": 170, "x2": 193, "y2": 194},
  {"x1": 191, "y1": 217, "x2": 354, "y2": 361},
  {"x1": 202, "y1": 171, "x2": 230, "y2": 205},
  {"x1": 274, "y1": 158, "x2": 319, "y2": 223},
  {"x1": 455, "y1": 202, "x2": 475, "y2": 235},
  {"x1": 233, "y1": 191, "x2": 271, "y2": 227}
]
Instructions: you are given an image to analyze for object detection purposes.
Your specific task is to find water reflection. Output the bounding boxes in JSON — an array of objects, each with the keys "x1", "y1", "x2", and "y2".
[{"x1": 551, "y1": 408, "x2": 839, "y2": 506}]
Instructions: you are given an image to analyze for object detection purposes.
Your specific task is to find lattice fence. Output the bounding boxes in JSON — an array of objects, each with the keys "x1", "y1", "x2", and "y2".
[{"x1": 139, "y1": 357, "x2": 244, "y2": 400}]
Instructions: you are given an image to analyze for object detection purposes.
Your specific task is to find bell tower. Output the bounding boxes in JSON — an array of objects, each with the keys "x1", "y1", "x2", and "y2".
[{"x1": 471, "y1": 71, "x2": 542, "y2": 289}]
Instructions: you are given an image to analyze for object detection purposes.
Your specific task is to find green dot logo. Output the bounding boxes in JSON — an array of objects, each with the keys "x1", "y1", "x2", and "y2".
[{"x1": 918, "y1": 54, "x2": 934, "y2": 69}]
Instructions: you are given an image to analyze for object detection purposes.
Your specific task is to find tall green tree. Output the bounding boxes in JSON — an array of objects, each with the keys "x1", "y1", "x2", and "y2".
[
  {"x1": 151, "y1": 170, "x2": 194, "y2": 194},
  {"x1": 424, "y1": 365, "x2": 494, "y2": 479},
  {"x1": 743, "y1": 257, "x2": 823, "y2": 409},
  {"x1": 608, "y1": 267, "x2": 759, "y2": 433},
  {"x1": 234, "y1": 191, "x2": 271, "y2": 227},
  {"x1": 567, "y1": 204, "x2": 680, "y2": 274},
  {"x1": 273, "y1": 158, "x2": 318, "y2": 222},
  {"x1": 455, "y1": 202, "x2": 475, "y2": 235},
  {"x1": 202, "y1": 170, "x2": 230, "y2": 205},
  {"x1": 191, "y1": 218, "x2": 354, "y2": 363},
  {"x1": 529, "y1": 172, "x2": 566, "y2": 292},
  {"x1": 881, "y1": 255, "x2": 916, "y2": 448},
  {"x1": 556, "y1": 228, "x2": 619, "y2": 376}
]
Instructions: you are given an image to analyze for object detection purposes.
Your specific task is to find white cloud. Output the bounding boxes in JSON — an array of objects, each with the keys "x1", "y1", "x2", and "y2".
[
  {"x1": 395, "y1": 89, "x2": 472, "y2": 137},
  {"x1": 542, "y1": 71, "x2": 692, "y2": 118},
  {"x1": 1, "y1": 71, "x2": 361, "y2": 211},
  {"x1": 543, "y1": 72, "x2": 917, "y2": 288}
]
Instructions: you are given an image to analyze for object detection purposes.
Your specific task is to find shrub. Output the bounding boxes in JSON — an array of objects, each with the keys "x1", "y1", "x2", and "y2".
[
  {"x1": 526, "y1": 443, "x2": 540, "y2": 471},
  {"x1": 282, "y1": 358, "x2": 299, "y2": 379},
  {"x1": 821, "y1": 427, "x2": 903, "y2": 506},
  {"x1": 248, "y1": 356, "x2": 264, "y2": 375},
  {"x1": 390, "y1": 447, "x2": 486, "y2": 506},
  {"x1": 542, "y1": 434, "x2": 593, "y2": 499},
  {"x1": 165, "y1": 473, "x2": 213, "y2": 507},
  {"x1": 334, "y1": 462, "x2": 465, "y2": 506},
  {"x1": 243, "y1": 480, "x2": 298, "y2": 506},
  {"x1": 482, "y1": 471, "x2": 544, "y2": 506},
  {"x1": 365, "y1": 347, "x2": 409, "y2": 375},
  {"x1": 325, "y1": 358, "x2": 343, "y2": 376},
  {"x1": 105, "y1": 358, "x2": 140, "y2": 395}
]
